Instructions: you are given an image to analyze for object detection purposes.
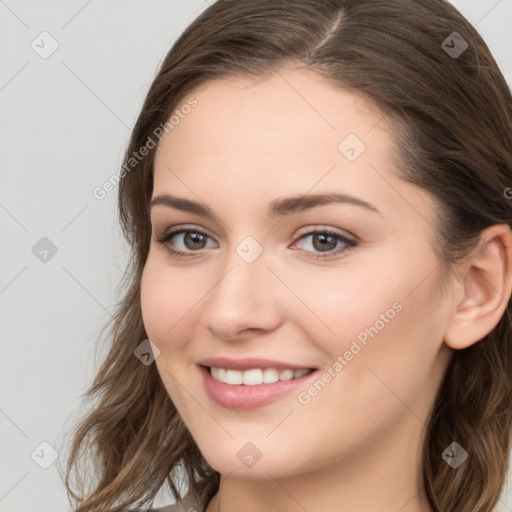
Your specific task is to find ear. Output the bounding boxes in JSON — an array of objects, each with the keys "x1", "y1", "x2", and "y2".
[{"x1": 444, "y1": 224, "x2": 512, "y2": 350}]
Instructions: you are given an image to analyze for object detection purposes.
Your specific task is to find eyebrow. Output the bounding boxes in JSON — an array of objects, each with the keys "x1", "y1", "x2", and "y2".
[{"x1": 149, "y1": 192, "x2": 381, "y2": 219}]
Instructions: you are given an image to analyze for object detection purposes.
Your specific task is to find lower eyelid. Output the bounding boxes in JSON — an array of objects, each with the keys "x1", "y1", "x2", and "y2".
[{"x1": 157, "y1": 228, "x2": 356, "y2": 258}]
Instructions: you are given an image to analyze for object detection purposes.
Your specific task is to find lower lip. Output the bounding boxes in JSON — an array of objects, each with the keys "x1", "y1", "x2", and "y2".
[{"x1": 199, "y1": 365, "x2": 317, "y2": 410}]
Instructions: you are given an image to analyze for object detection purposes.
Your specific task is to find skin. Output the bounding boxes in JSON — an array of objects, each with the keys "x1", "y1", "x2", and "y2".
[{"x1": 140, "y1": 65, "x2": 512, "y2": 512}]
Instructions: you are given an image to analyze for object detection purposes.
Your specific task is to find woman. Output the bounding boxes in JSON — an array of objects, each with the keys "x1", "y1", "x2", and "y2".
[{"x1": 60, "y1": 1, "x2": 512, "y2": 511}]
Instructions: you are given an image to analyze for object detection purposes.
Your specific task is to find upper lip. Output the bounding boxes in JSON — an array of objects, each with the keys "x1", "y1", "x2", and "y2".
[{"x1": 197, "y1": 357, "x2": 316, "y2": 371}]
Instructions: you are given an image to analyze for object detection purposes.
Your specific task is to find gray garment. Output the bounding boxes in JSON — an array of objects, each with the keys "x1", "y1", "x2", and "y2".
[{"x1": 148, "y1": 493, "x2": 205, "y2": 512}]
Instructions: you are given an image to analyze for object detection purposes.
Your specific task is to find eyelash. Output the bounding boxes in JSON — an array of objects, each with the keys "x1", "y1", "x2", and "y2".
[{"x1": 154, "y1": 226, "x2": 357, "y2": 261}]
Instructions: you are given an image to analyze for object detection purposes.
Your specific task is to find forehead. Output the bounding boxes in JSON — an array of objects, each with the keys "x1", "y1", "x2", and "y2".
[
  {"x1": 153, "y1": 67, "x2": 395, "y2": 183},
  {"x1": 150, "y1": 67, "x2": 439, "y2": 238}
]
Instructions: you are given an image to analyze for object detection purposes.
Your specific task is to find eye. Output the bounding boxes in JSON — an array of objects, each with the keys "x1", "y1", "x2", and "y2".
[
  {"x1": 154, "y1": 227, "x2": 216, "y2": 258},
  {"x1": 292, "y1": 228, "x2": 357, "y2": 260},
  {"x1": 154, "y1": 226, "x2": 358, "y2": 260}
]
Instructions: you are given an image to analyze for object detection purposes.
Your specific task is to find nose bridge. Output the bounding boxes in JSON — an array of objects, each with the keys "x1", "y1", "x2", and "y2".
[
  {"x1": 217, "y1": 232, "x2": 269, "y2": 291},
  {"x1": 212, "y1": 236, "x2": 270, "y2": 308}
]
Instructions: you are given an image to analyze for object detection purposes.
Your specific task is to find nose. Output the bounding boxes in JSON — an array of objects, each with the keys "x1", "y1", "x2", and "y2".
[{"x1": 200, "y1": 247, "x2": 283, "y2": 341}]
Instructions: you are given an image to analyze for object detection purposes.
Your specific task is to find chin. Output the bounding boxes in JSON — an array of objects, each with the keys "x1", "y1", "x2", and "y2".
[{"x1": 196, "y1": 439, "x2": 305, "y2": 479}]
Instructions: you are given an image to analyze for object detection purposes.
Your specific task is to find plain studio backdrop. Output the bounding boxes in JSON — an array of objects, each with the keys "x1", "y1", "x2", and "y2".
[{"x1": 1, "y1": 1, "x2": 511, "y2": 511}]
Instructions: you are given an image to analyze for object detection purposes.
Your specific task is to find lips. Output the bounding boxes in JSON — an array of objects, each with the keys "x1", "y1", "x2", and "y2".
[
  {"x1": 197, "y1": 365, "x2": 318, "y2": 411},
  {"x1": 197, "y1": 357, "x2": 318, "y2": 410}
]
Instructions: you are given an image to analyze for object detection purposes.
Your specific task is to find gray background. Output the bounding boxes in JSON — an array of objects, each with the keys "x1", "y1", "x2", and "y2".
[{"x1": 1, "y1": 1, "x2": 511, "y2": 511}]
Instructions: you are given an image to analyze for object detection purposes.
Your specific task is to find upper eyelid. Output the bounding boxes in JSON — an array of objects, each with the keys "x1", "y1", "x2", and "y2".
[{"x1": 150, "y1": 207, "x2": 361, "y2": 237}]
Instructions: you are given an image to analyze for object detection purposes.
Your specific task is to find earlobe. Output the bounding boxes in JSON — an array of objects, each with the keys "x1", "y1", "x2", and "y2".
[{"x1": 444, "y1": 224, "x2": 512, "y2": 350}]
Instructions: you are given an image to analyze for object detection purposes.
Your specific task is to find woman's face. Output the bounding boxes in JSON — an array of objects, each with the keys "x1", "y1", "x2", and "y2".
[{"x1": 141, "y1": 66, "x2": 454, "y2": 479}]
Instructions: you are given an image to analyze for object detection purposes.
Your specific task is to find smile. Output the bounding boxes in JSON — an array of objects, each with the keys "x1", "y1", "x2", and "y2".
[
  {"x1": 209, "y1": 367, "x2": 313, "y2": 385},
  {"x1": 198, "y1": 360, "x2": 318, "y2": 410}
]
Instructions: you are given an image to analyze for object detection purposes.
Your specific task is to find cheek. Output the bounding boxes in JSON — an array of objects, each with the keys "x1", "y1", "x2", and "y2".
[
  {"x1": 140, "y1": 255, "x2": 221, "y2": 363},
  {"x1": 294, "y1": 250, "x2": 444, "y2": 389},
  {"x1": 325, "y1": 277, "x2": 445, "y2": 421},
  {"x1": 140, "y1": 258, "x2": 191, "y2": 348},
  {"x1": 290, "y1": 280, "x2": 445, "y2": 456},
  {"x1": 281, "y1": 258, "x2": 407, "y2": 357},
  {"x1": 140, "y1": 260, "x2": 199, "y2": 415}
]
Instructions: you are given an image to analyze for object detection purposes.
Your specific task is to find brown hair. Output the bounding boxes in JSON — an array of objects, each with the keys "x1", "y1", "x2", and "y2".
[{"x1": 59, "y1": 1, "x2": 512, "y2": 511}]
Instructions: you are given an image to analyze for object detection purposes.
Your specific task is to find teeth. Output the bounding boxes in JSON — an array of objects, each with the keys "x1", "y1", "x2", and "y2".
[
  {"x1": 210, "y1": 367, "x2": 312, "y2": 385},
  {"x1": 262, "y1": 368, "x2": 279, "y2": 384},
  {"x1": 279, "y1": 369, "x2": 294, "y2": 381},
  {"x1": 225, "y1": 369, "x2": 243, "y2": 385},
  {"x1": 242, "y1": 369, "x2": 263, "y2": 385},
  {"x1": 294, "y1": 368, "x2": 309, "y2": 378}
]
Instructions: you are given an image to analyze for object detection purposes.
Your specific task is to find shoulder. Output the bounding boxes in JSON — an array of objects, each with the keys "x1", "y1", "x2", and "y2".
[{"x1": 147, "y1": 493, "x2": 204, "y2": 512}]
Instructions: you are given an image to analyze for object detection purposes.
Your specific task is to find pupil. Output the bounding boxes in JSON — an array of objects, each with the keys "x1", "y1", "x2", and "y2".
[
  {"x1": 186, "y1": 232, "x2": 205, "y2": 249},
  {"x1": 314, "y1": 233, "x2": 336, "y2": 252}
]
